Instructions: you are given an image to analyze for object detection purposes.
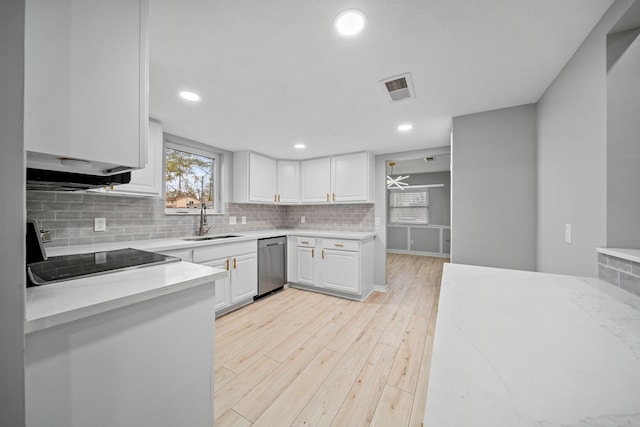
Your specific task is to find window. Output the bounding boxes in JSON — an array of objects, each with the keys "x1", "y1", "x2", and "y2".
[
  {"x1": 388, "y1": 188, "x2": 429, "y2": 224},
  {"x1": 164, "y1": 136, "x2": 221, "y2": 214}
]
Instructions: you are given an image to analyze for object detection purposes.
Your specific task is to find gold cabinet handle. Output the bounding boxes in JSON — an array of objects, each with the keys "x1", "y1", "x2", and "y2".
[
  {"x1": 326, "y1": 193, "x2": 329, "y2": 202},
  {"x1": 311, "y1": 249, "x2": 315, "y2": 258},
  {"x1": 322, "y1": 249, "x2": 325, "y2": 259},
  {"x1": 233, "y1": 257, "x2": 237, "y2": 269},
  {"x1": 301, "y1": 241, "x2": 309, "y2": 244},
  {"x1": 278, "y1": 194, "x2": 281, "y2": 203},
  {"x1": 273, "y1": 194, "x2": 277, "y2": 203},
  {"x1": 334, "y1": 243, "x2": 344, "y2": 247},
  {"x1": 225, "y1": 259, "x2": 229, "y2": 271},
  {"x1": 332, "y1": 192, "x2": 335, "y2": 202}
]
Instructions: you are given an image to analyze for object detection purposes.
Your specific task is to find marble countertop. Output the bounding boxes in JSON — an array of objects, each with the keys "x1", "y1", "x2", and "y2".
[
  {"x1": 45, "y1": 229, "x2": 376, "y2": 257},
  {"x1": 424, "y1": 263, "x2": 640, "y2": 426},
  {"x1": 597, "y1": 247, "x2": 640, "y2": 264},
  {"x1": 26, "y1": 261, "x2": 226, "y2": 334}
]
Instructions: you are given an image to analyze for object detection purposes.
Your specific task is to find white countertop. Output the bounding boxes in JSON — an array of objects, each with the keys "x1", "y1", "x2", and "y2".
[
  {"x1": 424, "y1": 263, "x2": 640, "y2": 426},
  {"x1": 45, "y1": 229, "x2": 376, "y2": 257},
  {"x1": 597, "y1": 247, "x2": 640, "y2": 264},
  {"x1": 26, "y1": 261, "x2": 226, "y2": 333}
]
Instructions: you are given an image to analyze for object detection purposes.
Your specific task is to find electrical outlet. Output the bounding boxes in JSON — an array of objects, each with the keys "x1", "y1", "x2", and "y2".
[
  {"x1": 375, "y1": 216, "x2": 381, "y2": 226},
  {"x1": 241, "y1": 216, "x2": 246, "y2": 225},
  {"x1": 229, "y1": 216, "x2": 237, "y2": 225},
  {"x1": 301, "y1": 216, "x2": 305, "y2": 224},
  {"x1": 565, "y1": 223, "x2": 572, "y2": 244},
  {"x1": 94, "y1": 217, "x2": 106, "y2": 232}
]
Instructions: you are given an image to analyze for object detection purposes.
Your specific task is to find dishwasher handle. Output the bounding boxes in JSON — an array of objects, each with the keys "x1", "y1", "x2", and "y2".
[{"x1": 266, "y1": 242, "x2": 285, "y2": 247}]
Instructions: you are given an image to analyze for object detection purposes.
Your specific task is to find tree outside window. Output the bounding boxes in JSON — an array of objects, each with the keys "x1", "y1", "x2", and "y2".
[{"x1": 165, "y1": 148, "x2": 215, "y2": 210}]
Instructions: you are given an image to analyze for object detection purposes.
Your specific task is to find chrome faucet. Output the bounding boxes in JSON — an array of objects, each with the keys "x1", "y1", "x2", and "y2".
[{"x1": 198, "y1": 203, "x2": 211, "y2": 236}]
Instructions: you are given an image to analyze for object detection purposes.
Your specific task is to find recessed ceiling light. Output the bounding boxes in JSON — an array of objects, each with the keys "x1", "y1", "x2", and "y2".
[
  {"x1": 294, "y1": 143, "x2": 306, "y2": 149},
  {"x1": 179, "y1": 90, "x2": 201, "y2": 102},
  {"x1": 397, "y1": 124, "x2": 413, "y2": 132},
  {"x1": 334, "y1": 9, "x2": 366, "y2": 36}
]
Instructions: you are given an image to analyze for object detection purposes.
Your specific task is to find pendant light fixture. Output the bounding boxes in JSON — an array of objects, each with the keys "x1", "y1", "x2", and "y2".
[{"x1": 386, "y1": 161, "x2": 409, "y2": 190}]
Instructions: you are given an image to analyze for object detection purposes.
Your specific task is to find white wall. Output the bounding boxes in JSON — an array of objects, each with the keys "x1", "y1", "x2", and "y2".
[
  {"x1": 451, "y1": 104, "x2": 537, "y2": 271},
  {"x1": 607, "y1": 31, "x2": 640, "y2": 248},
  {"x1": 374, "y1": 147, "x2": 450, "y2": 287},
  {"x1": 0, "y1": 0, "x2": 26, "y2": 424},
  {"x1": 537, "y1": 0, "x2": 636, "y2": 277}
]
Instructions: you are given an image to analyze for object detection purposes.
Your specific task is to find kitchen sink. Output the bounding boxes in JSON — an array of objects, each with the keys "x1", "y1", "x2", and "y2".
[{"x1": 182, "y1": 234, "x2": 242, "y2": 241}]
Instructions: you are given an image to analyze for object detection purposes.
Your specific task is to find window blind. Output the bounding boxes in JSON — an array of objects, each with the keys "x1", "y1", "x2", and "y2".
[{"x1": 389, "y1": 188, "x2": 429, "y2": 224}]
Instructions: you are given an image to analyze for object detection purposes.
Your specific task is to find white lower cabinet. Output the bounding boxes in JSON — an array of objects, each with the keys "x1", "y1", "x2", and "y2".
[
  {"x1": 193, "y1": 241, "x2": 257, "y2": 316},
  {"x1": 291, "y1": 235, "x2": 374, "y2": 300},
  {"x1": 322, "y1": 248, "x2": 360, "y2": 294}
]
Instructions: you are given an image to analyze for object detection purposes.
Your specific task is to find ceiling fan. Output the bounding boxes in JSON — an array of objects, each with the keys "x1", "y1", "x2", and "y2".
[{"x1": 386, "y1": 161, "x2": 409, "y2": 190}]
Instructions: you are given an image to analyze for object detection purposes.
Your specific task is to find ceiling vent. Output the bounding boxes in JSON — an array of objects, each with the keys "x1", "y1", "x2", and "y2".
[{"x1": 380, "y1": 72, "x2": 415, "y2": 102}]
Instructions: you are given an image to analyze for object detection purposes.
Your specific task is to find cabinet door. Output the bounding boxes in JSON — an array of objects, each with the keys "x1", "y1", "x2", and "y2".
[
  {"x1": 25, "y1": 0, "x2": 148, "y2": 172},
  {"x1": 249, "y1": 153, "x2": 278, "y2": 203},
  {"x1": 331, "y1": 152, "x2": 369, "y2": 203},
  {"x1": 301, "y1": 158, "x2": 331, "y2": 203},
  {"x1": 230, "y1": 253, "x2": 258, "y2": 303},
  {"x1": 277, "y1": 160, "x2": 300, "y2": 203},
  {"x1": 296, "y1": 247, "x2": 316, "y2": 285},
  {"x1": 109, "y1": 120, "x2": 163, "y2": 196},
  {"x1": 203, "y1": 258, "x2": 230, "y2": 312},
  {"x1": 322, "y1": 249, "x2": 360, "y2": 294}
]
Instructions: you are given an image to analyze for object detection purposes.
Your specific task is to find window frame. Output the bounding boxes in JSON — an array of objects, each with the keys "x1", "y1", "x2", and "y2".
[{"x1": 163, "y1": 134, "x2": 224, "y2": 216}]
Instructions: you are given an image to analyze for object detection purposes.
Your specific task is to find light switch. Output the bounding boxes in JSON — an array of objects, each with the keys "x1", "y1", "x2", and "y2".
[
  {"x1": 229, "y1": 216, "x2": 237, "y2": 225},
  {"x1": 94, "y1": 217, "x2": 106, "y2": 232},
  {"x1": 241, "y1": 216, "x2": 246, "y2": 225},
  {"x1": 375, "y1": 216, "x2": 381, "y2": 226},
  {"x1": 565, "y1": 223, "x2": 572, "y2": 244}
]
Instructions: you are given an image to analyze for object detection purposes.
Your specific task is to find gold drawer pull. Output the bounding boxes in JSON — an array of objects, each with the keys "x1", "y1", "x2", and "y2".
[
  {"x1": 301, "y1": 241, "x2": 309, "y2": 244},
  {"x1": 322, "y1": 250, "x2": 325, "y2": 259},
  {"x1": 334, "y1": 243, "x2": 344, "y2": 247},
  {"x1": 332, "y1": 192, "x2": 335, "y2": 202},
  {"x1": 225, "y1": 259, "x2": 229, "y2": 271},
  {"x1": 233, "y1": 257, "x2": 237, "y2": 269},
  {"x1": 326, "y1": 193, "x2": 329, "y2": 202},
  {"x1": 311, "y1": 249, "x2": 315, "y2": 258}
]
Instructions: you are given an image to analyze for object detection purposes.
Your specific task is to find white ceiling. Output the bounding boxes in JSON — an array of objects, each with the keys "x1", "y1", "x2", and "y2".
[{"x1": 148, "y1": 0, "x2": 613, "y2": 160}]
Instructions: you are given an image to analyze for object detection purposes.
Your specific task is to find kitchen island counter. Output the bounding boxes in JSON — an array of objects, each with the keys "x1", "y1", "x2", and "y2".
[{"x1": 425, "y1": 263, "x2": 640, "y2": 426}]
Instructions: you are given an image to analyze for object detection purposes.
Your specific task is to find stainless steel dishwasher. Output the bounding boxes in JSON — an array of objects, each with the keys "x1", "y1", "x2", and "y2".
[{"x1": 257, "y1": 236, "x2": 287, "y2": 298}]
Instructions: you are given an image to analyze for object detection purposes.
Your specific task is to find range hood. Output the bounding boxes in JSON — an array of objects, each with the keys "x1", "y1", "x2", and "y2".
[{"x1": 26, "y1": 168, "x2": 131, "y2": 191}]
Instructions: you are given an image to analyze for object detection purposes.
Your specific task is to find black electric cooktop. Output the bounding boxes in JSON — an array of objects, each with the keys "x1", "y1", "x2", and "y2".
[{"x1": 27, "y1": 248, "x2": 180, "y2": 287}]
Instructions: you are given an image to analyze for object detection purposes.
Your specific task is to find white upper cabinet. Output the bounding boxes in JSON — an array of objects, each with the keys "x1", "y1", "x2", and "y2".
[
  {"x1": 331, "y1": 152, "x2": 373, "y2": 203},
  {"x1": 277, "y1": 160, "x2": 300, "y2": 203},
  {"x1": 233, "y1": 151, "x2": 278, "y2": 203},
  {"x1": 236, "y1": 151, "x2": 373, "y2": 205},
  {"x1": 301, "y1": 157, "x2": 331, "y2": 203},
  {"x1": 24, "y1": 0, "x2": 149, "y2": 175},
  {"x1": 302, "y1": 152, "x2": 374, "y2": 204},
  {"x1": 109, "y1": 120, "x2": 163, "y2": 196}
]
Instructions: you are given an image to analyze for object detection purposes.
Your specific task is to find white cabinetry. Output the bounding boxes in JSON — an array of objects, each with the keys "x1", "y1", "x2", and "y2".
[
  {"x1": 301, "y1": 152, "x2": 373, "y2": 203},
  {"x1": 278, "y1": 160, "x2": 300, "y2": 203},
  {"x1": 290, "y1": 235, "x2": 374, "y2": 300},
  {"x1": 234, "y1": 152, "x2": 301, "y2": 204},
  {"x1": 25, "y1": 0, "x2": 149, "y2": 175},
  {"x1": 96, "y1": 119, "x2": 163, "y2": 196},
  {"x1": 193, "y1": 241, "x2": 257, "y2": 315},
  {"x1": 301, "y1": 158, "x2": 332, "y2": 203}
]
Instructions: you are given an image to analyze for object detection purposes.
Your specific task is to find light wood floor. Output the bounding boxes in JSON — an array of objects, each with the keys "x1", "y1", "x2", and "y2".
[{"x1": 214, "y1": 254, "x2": 448, "y2": 427}]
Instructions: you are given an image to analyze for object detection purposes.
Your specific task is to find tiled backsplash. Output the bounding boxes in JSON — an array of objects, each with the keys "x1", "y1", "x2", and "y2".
[
  {"x1": 598, "y1": 253, "x2": 640, "y2": 297},
  {"x1": 27, "y1": 191, "x2": 375, "y2": 247}
]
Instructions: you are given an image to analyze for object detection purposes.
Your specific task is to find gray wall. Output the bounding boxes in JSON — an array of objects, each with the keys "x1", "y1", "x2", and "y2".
[
  {"x1": 607, "y1": 31, "x2": 640, "y2": 248},
  {"x1": 374, "y1": 146, "x2": 451, "y2": 287},
  {"x1": 0, "y1": 0, "x2": 26, "y2": 424},
  {"x1": 396, "y1": 171, "x2": 451, "y2": 226},
  {"x1": 452, "y1": 104, "x2": 537, "y2": 271},
  {"x1": 537, "y1": 0, "x2": 636, "y2": 277}
]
